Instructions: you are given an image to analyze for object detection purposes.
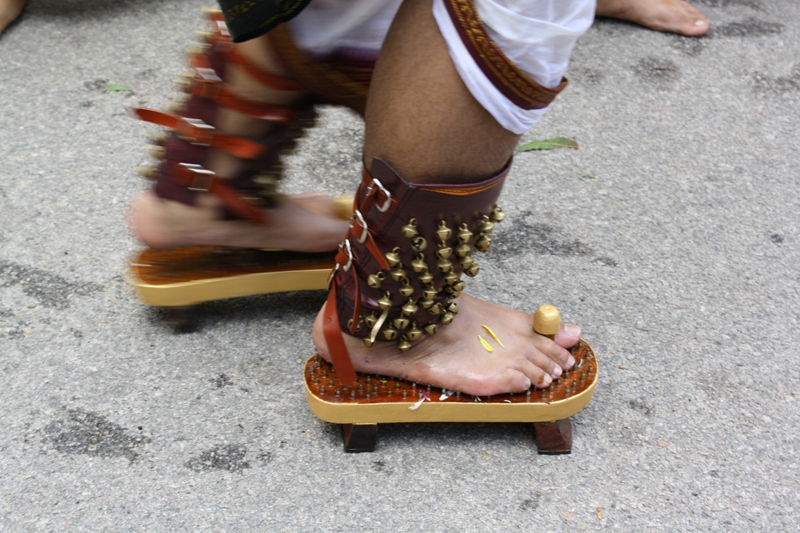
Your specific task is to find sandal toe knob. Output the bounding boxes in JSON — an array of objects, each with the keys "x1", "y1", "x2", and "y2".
[{"x1": 533, "y1": 304, "x2": 561, "y2": 337}]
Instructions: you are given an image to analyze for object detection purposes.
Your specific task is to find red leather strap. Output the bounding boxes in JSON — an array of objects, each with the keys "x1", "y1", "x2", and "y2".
[
  {"x1": 225, "y1": 45, "x2": 305, "y2": 92},
  {"x1": 167, "y1": 162, "x2": 266, "y2": 224},
  {"x1": 188, "y1": 53, "x2": 296, "y2": 123},
  {"x1": 132, "y1": 108, "x2": 268, "y2": 160},
  {"x1": 323, "y1": 283, "x2": 356, "y2": 385},
  {"x1": 348, "y1": 211, "x2": 390, "y2": 271}
]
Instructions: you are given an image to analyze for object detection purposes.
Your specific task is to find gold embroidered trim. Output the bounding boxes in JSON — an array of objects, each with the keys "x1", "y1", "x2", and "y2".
[{"x1": 446, "y1": 0, "x2": 566, "y2": 110}]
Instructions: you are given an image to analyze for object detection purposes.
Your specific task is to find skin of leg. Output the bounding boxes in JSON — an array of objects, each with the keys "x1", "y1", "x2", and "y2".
[
  {"x1": 312, "y1": 0, "x2": 581, "y2": 397},
  {"x1": 0, "y1": 0, "x2": 27, "y2": 35},
  {"x1": 595, "y1": 0, "x2": 709, "y2": 37},
  {"x1": 130, "y1": 34, "x2": 350, "y2": 252}
]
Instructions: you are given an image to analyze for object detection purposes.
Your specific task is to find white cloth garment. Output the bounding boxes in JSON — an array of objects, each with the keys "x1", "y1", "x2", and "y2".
[{"x1": 289, "y1": 0, "x2": 595, "y2": 133}]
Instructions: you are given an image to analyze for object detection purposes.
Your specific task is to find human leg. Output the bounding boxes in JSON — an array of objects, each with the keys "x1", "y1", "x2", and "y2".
[
  {"x1": 129, "y1": 12, "x2": 350, "y2": 253},
  {"x1": 312, "y1": 0, "x2": 585, "y2": 397},
  {"x1": 0, "y1": 0, "x2": 26, "y2": 35},
  {"x1": 596, "y1": 0, "x2": 709, "y2": 36}
]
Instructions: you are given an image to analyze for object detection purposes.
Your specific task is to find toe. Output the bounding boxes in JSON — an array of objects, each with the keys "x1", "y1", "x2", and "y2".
[{"x1": 553, "y1": 322, "x2": 581, "y2": 349}]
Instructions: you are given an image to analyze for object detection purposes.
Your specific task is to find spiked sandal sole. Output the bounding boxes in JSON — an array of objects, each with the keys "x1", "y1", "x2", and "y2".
[{"x1": 304, "y1": 338, "x2": 598, "y2": 453}]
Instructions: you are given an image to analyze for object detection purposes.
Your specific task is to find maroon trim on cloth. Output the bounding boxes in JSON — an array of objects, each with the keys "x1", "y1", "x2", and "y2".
[{"x1": 443, "y1": 0, "x2": 567, "y2": 110}]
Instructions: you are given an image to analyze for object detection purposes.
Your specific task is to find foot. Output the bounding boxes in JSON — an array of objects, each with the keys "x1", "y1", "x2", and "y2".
[
  {"x1": 312, "y1": 293, "x2": 582, "y2": 397},
  {"x1": 596, "y1": 0, "x2": 710, "y2": 37},
  {"x1": 0, "y1": 0, "x2": 26, "y2": 35},
  {"x1": 130, "y1": 191, "x2": 350, "y2": 252}
]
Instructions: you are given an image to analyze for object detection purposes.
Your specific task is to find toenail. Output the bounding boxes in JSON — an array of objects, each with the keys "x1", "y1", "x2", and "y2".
[
  {"x1": 563, "y1": 323, "x2": 581, "y2": 339},
  {"x1": 567, "y1": 355, "x2": 576, "y2": 368},
  {"x1": 523, "y1": 377, "x2": 532, "y2": 389},
  {"x1": 551, "y1": 365, "x2": 562, "y2": 379},
  {"x1": 695, "y1": 19, "x2": 706, "y2": 26}
]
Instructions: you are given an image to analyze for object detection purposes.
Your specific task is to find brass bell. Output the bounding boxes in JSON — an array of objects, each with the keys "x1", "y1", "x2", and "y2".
[
  {"x1": 364, "y1": 314, "x2": 378, "y2": 328},
  {"x1": 401, "y1": 300, "x2": 419, "y2": 317},
  {"x1": 390, "y1": 268, "x2": 407, "y2": 282},
  {"x1": 442, "y1": 272, "x2": 458, "y2": 285},
  {"x1": 254, "y1": 174, "x2": 278, "y2": 187},
  {"x1": 457, "y1": 224, "x2": 473, "y2": 244},
  {"x1": 385, "y1": 248, "x2": 402, "y2": 267},
  {"x1": 465, "y1": 264, "x2": 480, "y2": 277},
  {"x1": 383, "y1": 327, "x2": 398, "y2": 341},
  {"x1": 452, "y1": 281, "x2": 465, "y2": 292},
  {"x1": 402, "y1": 218, "x2": 419, "y2": 239},
  {"x1": 480, "y1": 218, "x2": 495, "y2": 234},
  {"x1": 422, "y1": 286, "x2": 437, "y2": 300},
  {"x1": 148, "y1": 146, "x2": 166, "y2": 161},
  {"x1": 147, "y1": 131, "x2": 168, "y2": 145},
  {"x1": 423, "y1": 323, "x2": 438, "y2": 336},
  {"x1": 398, "y1": 281, "x2": 414, "y2": 297},
  {"x1": 378, "y1": 292, "x2": 393, "y2": 310},
  {"x1": 194, "y1": 30, "x2": 215, "y2": 42},
  {"x1": 447, "y1": 288, "x2": 462, "y2": 299},
  {"x1": 397, "y1": 337, "x2": 412, "y2": 352},
  {"x1": 346, "y1": 318, "x2": 361, "y2": 332},
  {"x1": 419, "y1": 299, "x2": 434, "y2": 309},
  {"x1": 185, "y1": 45, "x2": 206, "y2": 59},
  {"x1": 174, "y1": 77, "x2": 193, "y2": 92},
  {"x1": 435, "y1": 221, "x2": 452, "y2": 243},
  {"x1": 446, "y1": 302, "x2": 458, "y2": 314},
  {"x1": 367, "y1": 272, "x2": 385, "y2": 289},
  {"x1": 363, "y1": 338, "x2": 376, "y2": 347},
  {"x1": 455, "y1": 244, "x2": 471, "y2": 257},
  {"x1": 490, "y1": 206, "x2": 506, "y2": 222},
  {"x1": 475, "y1": 234, "x2": 492, "y2": 253},
  {"x1": 411, "y1": 255, "x2": 428, "y2": 273},
  {"x1": 407, "y1": 323, "x2": 422, "y2": 341},
  {"x1": 418, "y1": 271, "x2": 434, "y2": 284},
  {"x1": 393, "y1": 317, "x2": 410, "y2": 330},
  {"x1": 428, "y1": 303, "x2": 443, "y2": 315},
  {"x1": 440, "y1": 312, "x2": 455, "y2": 325},
  {"x1": 411, "y1": 236, "x2": 427, "y2": 252},
  {"x1": 135, "y1": 166, "x2": 158, "y2": 180},
  {"x1": 459, "y1": 255, "x2": 475, "y2": 268},
  {"x1": 436, "y1": 247, "x2": 453, "y2": 260},
  {"x1": 164, "y1": 99, "x2": 186, "y2": 114},
  {"x1": 436, "y1": 259, "x2": 453, "y2": 273}
]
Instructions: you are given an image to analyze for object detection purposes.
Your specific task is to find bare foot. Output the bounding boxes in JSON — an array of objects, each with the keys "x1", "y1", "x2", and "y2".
[
  {"x1": 130, "y1": 191, "x2": 350, "y2": 252},
  {"x1": 0, "y1": 0, "x2": 26, "y2": 35},
  {"x1": 596, "y1": 0, "x2": 709, "y2": 36},
  {"x1": 313, "y1": 293, "x2": 582, "y2": 397}
]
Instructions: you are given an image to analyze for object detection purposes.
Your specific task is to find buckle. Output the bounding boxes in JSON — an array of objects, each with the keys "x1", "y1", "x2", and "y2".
[
  {"x1": 338, "y1": 239, "x2": 353, "y2": 272},
  {"x1": 371, "y1": 178, "x2": 392, "y2": 212},
  {"x1": 350, "y1": 210, "x2": 368, "y2": 244},
  {"x1": 180, "y1": 163, "x2": 216, "y2": 192},
  {"x1": 327, "y1": 263, "x2": 339, "y2": 290},
  {"x1": 175, "y1": 117, "x2": 215, "y2": 146}
]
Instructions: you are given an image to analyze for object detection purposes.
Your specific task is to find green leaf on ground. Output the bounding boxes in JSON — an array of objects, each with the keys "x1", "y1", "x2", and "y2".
[
  {"x1": 581, "y1": 174, "x2": 597, "y2": 179},
  {"x1": 517, "y1": 137, "x2": 579, "y2": 152},
  {"x1": 105, "y1": 84, "x2": 133, "y2": 92}
]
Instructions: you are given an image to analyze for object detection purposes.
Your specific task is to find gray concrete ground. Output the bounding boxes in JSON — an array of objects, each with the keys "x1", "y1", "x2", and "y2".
[{"x1": 1, "y1": 0, "x2": 798, "y2": 530}]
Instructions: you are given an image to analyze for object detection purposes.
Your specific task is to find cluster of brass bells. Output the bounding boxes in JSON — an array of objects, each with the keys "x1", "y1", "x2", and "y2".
[{"x1": 359, "y1": 206, "x2": 504, "y2": 352}]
